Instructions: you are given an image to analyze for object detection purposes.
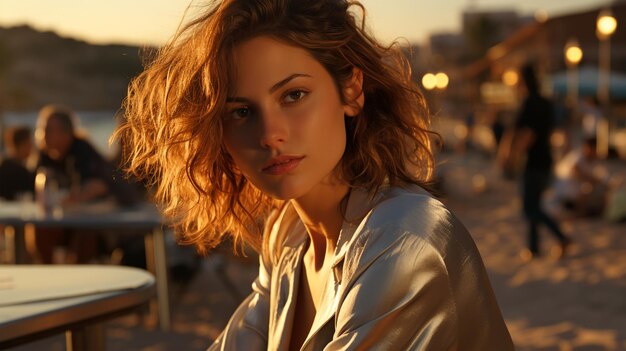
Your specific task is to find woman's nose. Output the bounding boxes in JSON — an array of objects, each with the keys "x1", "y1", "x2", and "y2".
[{"x1": 259, "y1": 109, "x2": 288, "y2": 149}]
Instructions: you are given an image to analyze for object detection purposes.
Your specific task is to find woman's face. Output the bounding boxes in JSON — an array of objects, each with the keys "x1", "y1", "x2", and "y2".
[{"x1": 222, "y1": 36, "x2": 357, "y2": 200}]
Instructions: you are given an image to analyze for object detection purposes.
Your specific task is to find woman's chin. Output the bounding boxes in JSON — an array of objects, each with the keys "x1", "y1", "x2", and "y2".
[{"x1": 256, "y1": 180, "x2": 310, "y2": 202}]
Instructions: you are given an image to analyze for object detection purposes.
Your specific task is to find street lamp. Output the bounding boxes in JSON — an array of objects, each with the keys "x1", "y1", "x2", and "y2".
[
  {"x1": 422, "y1": 73, "x2": 437, "y2": 90},
  {"x1": 422, "y1": 72, "x2": 449, "y2": 91},
  {"x1": 435, "y1": 72, "x2": 449, "y2": 90},
  {"x1": 502, "y1": 69, "x2": 519, "y2": 87},
  {"x1": 564, "y1": 40, "x2": 583, "y2": 66},
  {"x1": 564, "y1": 38, "x2": 583, "y2": 116},
  {"x1": 597, "y1": 9, "x2": 617, "y2": 104},
  {"x1": 596, "y1": 9, "x2": 617, "y2": 158}
]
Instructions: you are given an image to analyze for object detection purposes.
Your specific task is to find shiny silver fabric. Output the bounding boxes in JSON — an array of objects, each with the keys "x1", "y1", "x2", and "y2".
[{"x1": 209, "y1": 185, "x2": 514, "y2": 350}]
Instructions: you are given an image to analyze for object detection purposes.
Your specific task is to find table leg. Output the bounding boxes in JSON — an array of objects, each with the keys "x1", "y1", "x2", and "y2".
[
  {"x1": 65, "y1": 323, "x2": 105, "y2": 351},
  {"x1": 144, "y1": 228, "x2": 170, "y2": 331},
  {"x1": 3, "y1": 225, "x2": 27, "y2": 264},
  {"x1": 2, "y1": 226, "x2": 14, "y2": 263}
]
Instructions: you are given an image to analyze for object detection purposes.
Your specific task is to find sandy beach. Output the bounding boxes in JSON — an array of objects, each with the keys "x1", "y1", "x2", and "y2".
[{"x1": 439, "y1": 151, "x2": 626, "y2": 351}]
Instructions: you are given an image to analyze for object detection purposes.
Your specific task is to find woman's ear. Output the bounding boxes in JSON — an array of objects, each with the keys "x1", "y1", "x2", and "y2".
[{"x1": 343, "y1": 68, "x2": 364, "y2": 117}]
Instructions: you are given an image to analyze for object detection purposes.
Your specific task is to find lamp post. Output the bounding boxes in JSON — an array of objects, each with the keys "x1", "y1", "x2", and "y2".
[
  {"x1": 422, "y1": 72, "x2": 448, "y2": 116},
  {"x1": 596, "y1": 10, "x2": 617, "y2": 105},
  {"x1": 596, "y1": 9, "x2": 617, "y2": 158},
  {"x1": 564, "y1": 38, "x2": 583, "y2": 116}
]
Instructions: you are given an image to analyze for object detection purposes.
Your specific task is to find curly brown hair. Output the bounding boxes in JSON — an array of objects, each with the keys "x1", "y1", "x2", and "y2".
[{"x1": 114, "y1": 0, "x2": 436, "y2": 255}]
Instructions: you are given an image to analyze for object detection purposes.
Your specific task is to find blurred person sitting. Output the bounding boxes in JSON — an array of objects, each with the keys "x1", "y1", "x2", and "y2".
[
  {"x1": 580, "y1": 96, "x2": 612, "y2": 158},
  {"x1": 36, "y1": 104, "x2": 111, "y2": 204},
  {"x1": 553, "y1": 137, "x2": 609, "y2": 217},
  {"x1": 581, "y1": 97, "x2": 602, "y2": 140},
  {"x1": 32, "y1": 104, "x2": 113, "y2": 263},
  {"x1": 0, "y1": 126, "x2": 36, "y2": 200}
]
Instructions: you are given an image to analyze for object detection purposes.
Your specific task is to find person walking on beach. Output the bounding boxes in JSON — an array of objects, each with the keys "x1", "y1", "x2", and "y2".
[
  {"x1": 116, "y1": 0, "x2": 514, "y2": 349},
  {"x1": 505, "y1": 64, "x2": 571, "y2": 260}
]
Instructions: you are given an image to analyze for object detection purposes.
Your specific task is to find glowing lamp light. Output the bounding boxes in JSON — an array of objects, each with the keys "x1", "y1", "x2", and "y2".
[
  {"x1": 35, "y1": 172, "x2": 47, "y2": 190},
  {"x1": 565, "y1": 45, "x2": 583, "y2": 66},
  {"x1": 435, "y1": 72, "x2": 449, "y2": 89},
  {"x1": 422, "y1": 73, "x2": 437, "y2": 90},
  {"x1": 597, "y1": 10, "x2": 617, "y2": 38},
  {"x1": 564, "y1": 38, "x2": 583, "y2": 66},
  {"x1": 502, "y1": 70, "x2": 519, "y2": 86}
]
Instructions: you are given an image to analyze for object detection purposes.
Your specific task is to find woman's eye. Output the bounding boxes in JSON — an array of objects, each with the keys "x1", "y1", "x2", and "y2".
[
  {"x1": 283, "y1": 90, "x2": 308, "y2": 103},
  {"x1": 230, "y1": 107, "x2": 250, "y2": 119}
]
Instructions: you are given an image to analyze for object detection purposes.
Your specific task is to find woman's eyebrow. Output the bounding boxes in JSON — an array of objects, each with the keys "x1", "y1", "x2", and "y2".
[
  {"x1": 226, "y1": 73, "x2": 312, "y2": 102},
  {"x1": 226, "y1": 97, "x2": 249, "y2": 103},
  {"x1": 269, "y1": 73, "x2": 311, "y2": 93}
]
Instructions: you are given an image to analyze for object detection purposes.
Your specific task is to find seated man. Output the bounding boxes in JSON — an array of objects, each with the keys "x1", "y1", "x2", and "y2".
[
  {"x1": 36, "y1": 105, "x2": 111, "y2": 204},
  {"x1": 553, "y1": 137, "x2": 609, "y2": 216},
  {"x1": 33, "y1": 105, "x2": 113, "y2": 263},
  {"x1": 0, "y1": 126, "x2": 36, "y2": 200}
]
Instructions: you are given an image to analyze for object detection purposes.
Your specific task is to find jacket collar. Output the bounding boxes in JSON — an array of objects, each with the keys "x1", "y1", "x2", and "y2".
[
  {"x1": 270, "y1": 186, "x2": 384, "y2": 350},
  {"x1": 302, "y1": 184, "x2": 430, "y2": 349}
]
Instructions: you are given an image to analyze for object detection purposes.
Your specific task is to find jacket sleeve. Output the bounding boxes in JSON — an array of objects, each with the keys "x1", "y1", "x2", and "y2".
[
  {"x1": 207, "y1": 252, "x2": 271, "y2": 351},
  {"x1": 326, "y1": 232, "x2": 460, "y2": 351}
]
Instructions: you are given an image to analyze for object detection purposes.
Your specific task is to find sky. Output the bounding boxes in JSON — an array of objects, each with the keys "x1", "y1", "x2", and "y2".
[{"x1": 0, "y1": 0, "x2": 611, "y2": 47}]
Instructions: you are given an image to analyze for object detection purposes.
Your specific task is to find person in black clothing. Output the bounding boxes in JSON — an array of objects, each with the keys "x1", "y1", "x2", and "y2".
[
  {"x1": 33, "y1": 105, "x2": 113, "y2": 263},
  {"x1": 36, "y1": 105, "x2": 111, "y2": 204},
  {"x1": 506, "y1": 64, "x2": 571, "y2": 260},
  {"x1": 0, "y1": 126, "x2": 36, "y2": 200}
]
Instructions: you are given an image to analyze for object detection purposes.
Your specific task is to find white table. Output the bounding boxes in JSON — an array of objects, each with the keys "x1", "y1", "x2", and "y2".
[
  {"x1": 0, "y1": 265, "x2": 155, "y2": 350},
  {"x1": 0, "y1": 200, "x2": 171, "y2": 331}
]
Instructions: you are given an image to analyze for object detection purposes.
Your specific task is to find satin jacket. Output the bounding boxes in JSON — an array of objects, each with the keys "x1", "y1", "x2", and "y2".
[{"x1": 209, "y1": 185, "x2": 514, "y2": 351}]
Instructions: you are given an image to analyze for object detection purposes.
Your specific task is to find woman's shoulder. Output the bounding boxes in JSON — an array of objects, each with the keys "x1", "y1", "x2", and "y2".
[
  {"x1": 342, "y1": 185, "x2": 478, "y2": 272},
  {"x1": 357, "y1": 185, "x2": 458, "y2": 244},
  {"x1": 367, "y1": 186, "x2": 451, "y2": 231}
]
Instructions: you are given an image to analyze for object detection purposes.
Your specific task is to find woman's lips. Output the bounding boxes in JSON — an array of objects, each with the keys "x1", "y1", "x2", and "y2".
[{"x1": 262, "y1": 156, "x2": 305, "y2": 175}]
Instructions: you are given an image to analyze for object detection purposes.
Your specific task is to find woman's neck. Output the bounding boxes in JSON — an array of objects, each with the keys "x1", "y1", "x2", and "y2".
[{"x1": 290, "y1": 178, "x2": 349, "y2": 270}]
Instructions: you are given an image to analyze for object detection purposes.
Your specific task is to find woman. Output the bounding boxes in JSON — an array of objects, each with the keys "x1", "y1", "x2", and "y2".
[{"x1": 116, "y1": 0, "x2": 514, "y2": 349}]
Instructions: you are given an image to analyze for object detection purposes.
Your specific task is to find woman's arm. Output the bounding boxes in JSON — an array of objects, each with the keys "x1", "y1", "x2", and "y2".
[{"x1": 208, "y1": 253, "x2": 271, "y2": 350}]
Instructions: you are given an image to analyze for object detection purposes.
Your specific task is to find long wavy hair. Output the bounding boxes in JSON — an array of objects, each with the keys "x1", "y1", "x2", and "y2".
[{"x1": 114, "y1": 0, "x2": 436, "y2": 255}]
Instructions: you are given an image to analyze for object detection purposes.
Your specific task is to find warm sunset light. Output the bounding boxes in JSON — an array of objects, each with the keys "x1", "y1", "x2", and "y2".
[
  {"x1": 1, "y1": 1, "x2": 623, "y2": 350},
  {"x1": 0, "y1": 0, "x2": 609, "y2": 46}
]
